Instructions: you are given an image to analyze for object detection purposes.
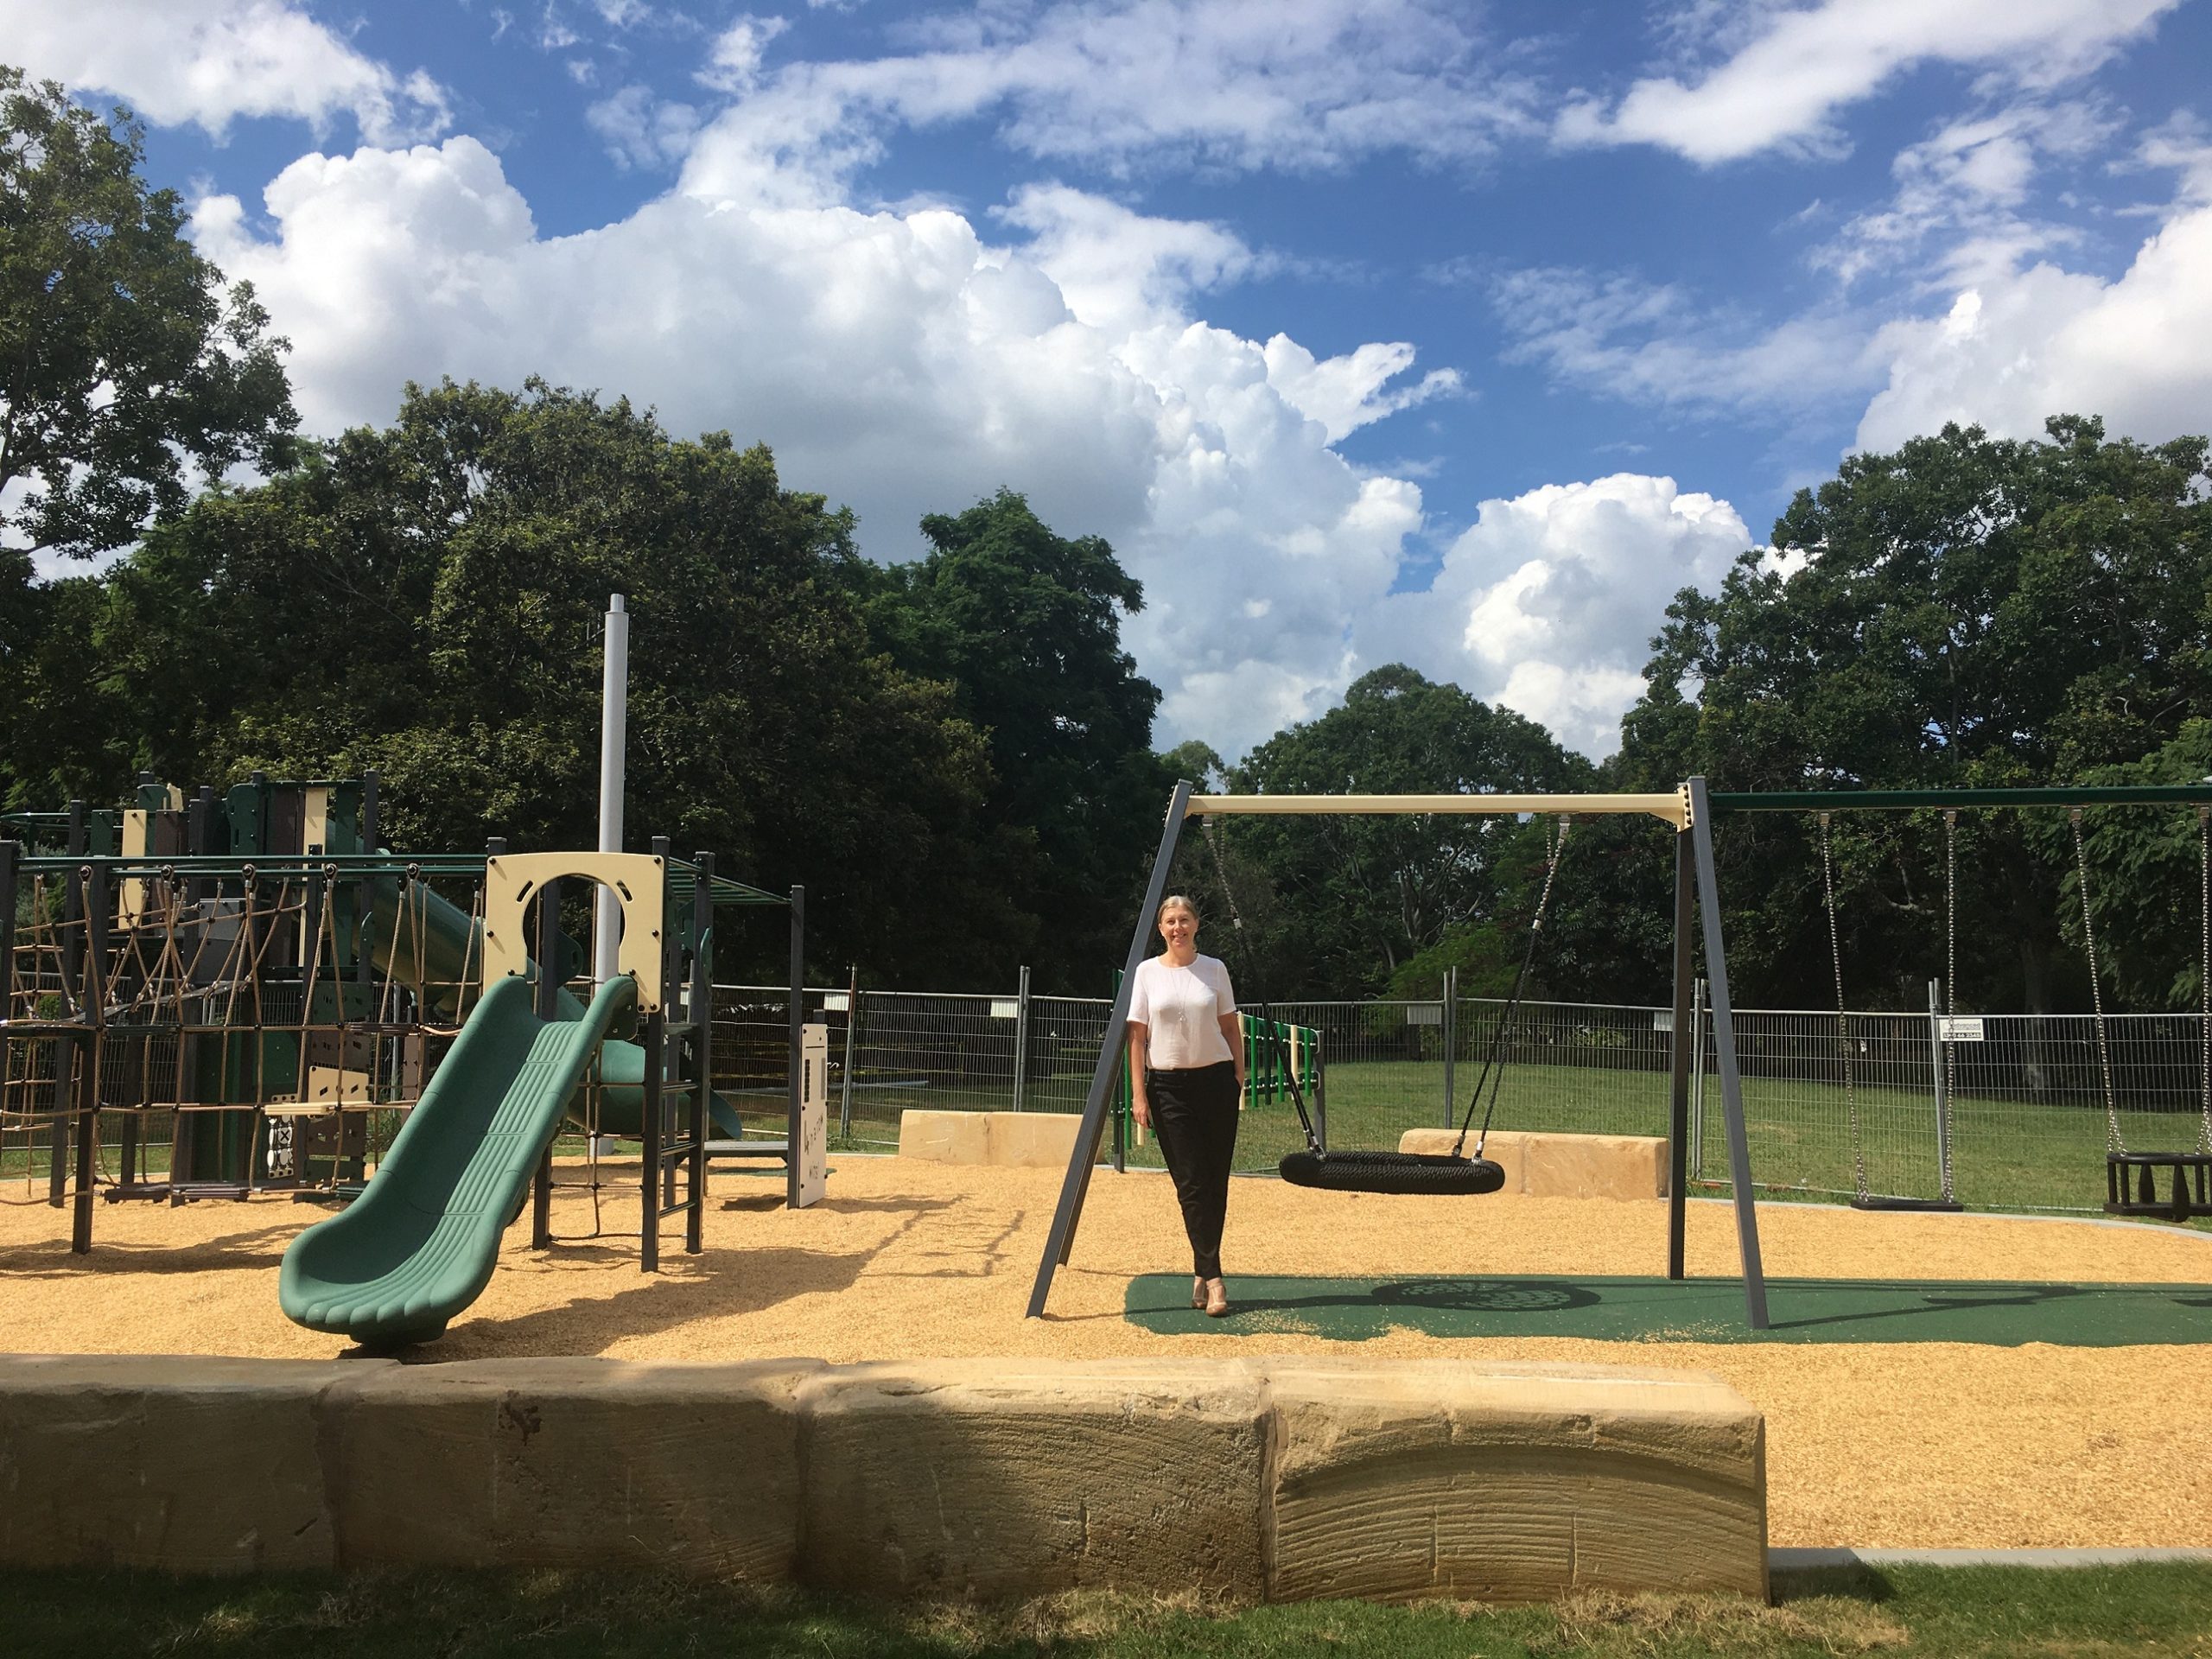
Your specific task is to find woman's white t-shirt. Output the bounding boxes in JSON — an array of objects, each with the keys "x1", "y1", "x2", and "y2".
[{"x1": 1128, "y1": 953, "x2": 1238, "y2": 1070}]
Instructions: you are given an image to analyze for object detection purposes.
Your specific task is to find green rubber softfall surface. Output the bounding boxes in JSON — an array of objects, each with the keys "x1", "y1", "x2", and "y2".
[{"x1": 1125, "y1": 1274, "x2": 2212, "y2": 1345}]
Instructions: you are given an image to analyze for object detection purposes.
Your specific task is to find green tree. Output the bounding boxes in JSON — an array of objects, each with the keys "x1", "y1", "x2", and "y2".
[
  {"x1": 1619, "y1": 415, "x2": 2212, "y2": 1013},
  {"x1": 80, "y1": 379, "x2": 999, "y2": 982},
  {"x1": 0, "y1": 67, "x2": 296, "y2": 561},
  {"x1": 859, "y1": 490, "x2": 1166, "y2": 989},
  {"x1": 2035, "y1": 718, "x2": 2212, "y2": 1012},
  {"x1": 1215, "y1": 665, "x2": 1593, "y2": 998}
]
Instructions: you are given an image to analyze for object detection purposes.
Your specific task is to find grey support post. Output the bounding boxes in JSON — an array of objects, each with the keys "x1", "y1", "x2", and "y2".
[
  {"x1": 1025, "y1": 782, "x2": 1193, "y2": 1318},
  {"x1": 1667, "y1": 826, "x2": 1694, "y2": 1280},
  {"x1": 1687, "y1": 775, "x2": 1770, "y2": 1329},
  {"x1": 785, "y1": 885, "x2": 804, "y2": 1211}
]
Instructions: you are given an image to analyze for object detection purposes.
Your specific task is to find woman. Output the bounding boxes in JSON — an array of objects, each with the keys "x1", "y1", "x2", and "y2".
[{"x1": 1127, "y1": 893, "x2": 1246, "y2": 1317}]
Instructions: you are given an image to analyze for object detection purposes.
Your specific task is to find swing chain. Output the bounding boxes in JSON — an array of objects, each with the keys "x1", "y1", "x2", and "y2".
[
  {"x1": 1452, "y1": 815, "x2": 1571, "y2": 1160},
  {"x1": 2200, "y1": 806, "x2": 2210, "y2": 1154},
  {"x1": 1942, "y1": 810, "x2": 1958, "y2": 1204},
  {"x1": 1819, "y1": 812, "x2": 1868, "y2": 1202},
  {"x1": 2069, "y1": 809, "x2": 2124, "y2": 1154},
  {"x1": 1204, "y1": 815, "x2": 1246, "y2": 936}
]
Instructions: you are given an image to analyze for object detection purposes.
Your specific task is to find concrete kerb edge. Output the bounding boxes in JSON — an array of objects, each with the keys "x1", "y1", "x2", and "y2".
[{"x1": 1773, "y1": 1547, "x2": 2212, "y2": 1570}]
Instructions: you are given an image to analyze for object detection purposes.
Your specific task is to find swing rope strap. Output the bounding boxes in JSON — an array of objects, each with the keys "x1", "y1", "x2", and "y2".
[
  {"x1": 1204, "y1": 815, "x2": 1326, "y2": 1154},
  {"x1": 1819, "y1": 812, "x2": 1869, "y2": 1202},
  {"x1": 1450, "y1": 817, "x2": 1570, "y2": 1160},
  {"x1": 2070, "y1": 809, "x2": 2125, "y2": 1155},
  {"x1": 2200, "y1": 806, "x2": 2210, "y2": 1154}
]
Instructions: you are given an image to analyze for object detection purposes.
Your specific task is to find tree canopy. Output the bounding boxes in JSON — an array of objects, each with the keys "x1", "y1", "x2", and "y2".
[
  {"x1": 1184, "y1": 666, "x2": 1593, "y2": 999},
  {"x1": 853, "y1": 489, "x2": 1167, "y2": 989},
  {"x1": 0, "y1": 67, "x2": 296, "y2": 562},
  {"x1": 1618, "y1": 416, "x2": 2212, "y2": 1013}
]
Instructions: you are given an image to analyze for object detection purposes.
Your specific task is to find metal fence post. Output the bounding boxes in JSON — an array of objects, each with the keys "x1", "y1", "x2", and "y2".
[
  {"x1": 1689, "y1": 976, "x2": 1707, "y2": 1181},
  {"x1": 1012, "y1": 964, "x2": 1031, "y2": 1111},
  {"x1": 785, "y1": 885, "x2": 804, "y2": 1211},
  {"x1": 838, "y1": 967, "x2": 857, "y2": 1138},
  {"x1": 1441, "y1": 963, "x2": 1456, "y2": 1128}
]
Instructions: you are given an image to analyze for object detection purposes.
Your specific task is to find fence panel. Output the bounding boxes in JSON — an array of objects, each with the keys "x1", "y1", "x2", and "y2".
[{"x1": 702, "y1": 976, "x2": 2207, "y2": 1213}]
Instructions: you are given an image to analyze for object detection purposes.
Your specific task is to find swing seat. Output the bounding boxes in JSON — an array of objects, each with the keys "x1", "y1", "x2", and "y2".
[
  {"x1": 1279, "y1": 1148, "x2": 1507, "y2": 1196},
  {"x1": 2105, "y1": 1151, "x2": 2212, "y2": 1223}
]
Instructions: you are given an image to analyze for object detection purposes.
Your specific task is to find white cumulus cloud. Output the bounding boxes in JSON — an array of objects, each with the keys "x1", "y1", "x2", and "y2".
[
  {"x1": 1366, "y1": 474, "x2": 1752, "y2": 757},
  {"x1": 1557, "y1": 0, "x2": 2175, "y2": 165},
  {"x1": 1855, "y1": 135, "x2": 2212, "y2": 450},
  {"x1": 0, "y1": 0, "x2": 451, "y2": 143},
  {"x1": 189, "y1": 136, "x2": 1462, "y2": 757}
]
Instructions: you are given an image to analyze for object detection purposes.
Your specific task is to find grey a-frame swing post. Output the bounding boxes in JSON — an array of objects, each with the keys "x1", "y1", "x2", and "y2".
[
  {"x1": 1687, "y1": 774, "x2": 1770, "y2": 1328},
  {"x1": 1023, "y1": 780, "x2": 1193, "y2": 1319}
]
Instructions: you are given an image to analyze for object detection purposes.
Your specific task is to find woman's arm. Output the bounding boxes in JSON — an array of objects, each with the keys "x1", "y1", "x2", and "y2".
[
  {"x1": 1218, "y1": 1013, "x2": 1247, "y2": 1089},
  {"x1": 1127, "y1": 1021, "x2": 1152, "y2": 1128}
]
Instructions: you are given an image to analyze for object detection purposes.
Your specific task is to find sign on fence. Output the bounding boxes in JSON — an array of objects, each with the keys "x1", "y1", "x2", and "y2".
[
  {"x1": 823, "y1": 992, "x2": 849, "y2": 1012},
  {"x1": 1652, "y1": 1011, "x2": 1674, "y2": 1032},
  {"x1": 989, "y1": 1000, "x2": 1020, "y2": 1019},
  {"x1": 1939, "y1": 1015, "x2": 1986, "y2": 1042},
  {"x1": 1407, "y1": 1004, "x2": 1441, "y2": 1026}
]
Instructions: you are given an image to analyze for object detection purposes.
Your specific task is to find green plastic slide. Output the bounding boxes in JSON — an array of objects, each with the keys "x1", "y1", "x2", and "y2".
[{"x1": 279, "y1": 971, "x2": 639, "y2": 1349}]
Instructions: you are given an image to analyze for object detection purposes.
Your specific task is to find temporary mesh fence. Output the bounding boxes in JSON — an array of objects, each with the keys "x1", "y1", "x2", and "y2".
[{"x1": 710, "y1": 979, "x2": 2209, "y2": 1216}]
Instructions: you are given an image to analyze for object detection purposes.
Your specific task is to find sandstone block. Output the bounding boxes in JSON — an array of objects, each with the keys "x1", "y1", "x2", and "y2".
[
  {"x1": 987, "y1": 1113, "x2": 1084, "y2": 1167},
  {"x1": 1523, "y1": 1132, "x2": 1670, "y2": 1200},
  {"x1": 1396, "y1": 1128, "x2": 1667, "y2": 1198},
  {"x1": 897, "y1": 1109, "x2": 992, "y2": 1165},
  {"x1": 329, "y1": 1357, "x2": 819, "y2": 1576},
  {"x1": 799, "y1": 1357, "x2": 1268, "y2": 1599},
  {"x1": 1262, "y1": 1357, "x2": 1766, "y2": 1603},
  {"x1": 0, "y1": 1354, "x2": 381, "y2": 1572}
]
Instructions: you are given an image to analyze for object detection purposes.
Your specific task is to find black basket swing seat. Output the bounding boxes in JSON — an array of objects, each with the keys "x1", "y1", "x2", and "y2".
[{"x1": 1207, "y1": 813, "x2": 1568, "y2": 1200}]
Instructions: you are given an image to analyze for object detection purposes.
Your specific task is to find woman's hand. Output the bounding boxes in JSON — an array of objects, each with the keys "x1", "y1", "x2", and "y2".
[{"x1": 1127, "y1": 1021, "x2": 1151, "y2": 1130}]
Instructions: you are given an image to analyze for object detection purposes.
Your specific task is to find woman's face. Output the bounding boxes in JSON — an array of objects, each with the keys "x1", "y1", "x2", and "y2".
[{"x1": 1158, "y1": 905, "x2": 1198, "y2": 954}]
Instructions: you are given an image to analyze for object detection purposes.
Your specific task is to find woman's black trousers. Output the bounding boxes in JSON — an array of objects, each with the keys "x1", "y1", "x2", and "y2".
[{"x1": 1147, "y1": 1059, "x2": 1241, "y2": 1280}]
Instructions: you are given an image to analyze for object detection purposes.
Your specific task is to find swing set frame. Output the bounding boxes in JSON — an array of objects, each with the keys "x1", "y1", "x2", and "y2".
[{"x1": 1025, "y1": 777, "x2": 2212, "y2": 1332}]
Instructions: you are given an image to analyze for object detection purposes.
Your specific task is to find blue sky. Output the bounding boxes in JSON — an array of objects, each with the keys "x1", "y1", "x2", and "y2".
[{"x1": 10, "y1": 1, "x2": 2211, "y2": 760}]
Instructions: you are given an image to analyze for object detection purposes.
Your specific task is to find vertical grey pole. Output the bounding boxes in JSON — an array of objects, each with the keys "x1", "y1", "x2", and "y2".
[
  {"x1": 1667, "y1": 828, "x2": 1694, "y2": 1280},
  {"x1": 531, "y1": 876, "x2": 563, "y2": 1249},
  {"x1": 1027, "y1": 783, "x2": 1192, "y2": 1318},
  {"x1": 1012, "y1": 964, "x2": 1032, "y2": 1111},
  {"x1": 785, "y1": 886, "x2": 804, "y2": 1211},
  {"x1": 1690, "y1": 976, "x2": 1707, "y2": 1180},
  {"x1": 1441, "y1": 963, "x2": 1456, "y2": 1129},
  {"x1": 1928, "y1": 978, "x2": 1953, "y2": 1202},
  {"x1": 1687, "y1": 776, "x2": 1770, "y2": 1330},
  {"x1": 50, "y1": 802, "x2": 87, "y2": 1207},
  {"x1": 593, "y1": 595, "x2": 628, "y2": 984},
  {"x1": 72, "y1": 861, "x2": 108, "y2": 1254},
  {"x1": 839, "y1": 966, "x2": 857, "y2": 1138},
  {"x1": 0, "y1": 842, "x2": 15, "y2": 1155},
  {"x1": 687, "y1": 854, "x2": 713, "y2": 1255}
]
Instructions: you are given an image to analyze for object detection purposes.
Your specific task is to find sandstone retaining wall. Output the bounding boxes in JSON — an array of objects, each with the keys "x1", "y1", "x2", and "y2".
[{"x1": 0, "y1": 1354, "x2": 1763, "y2": 1601}]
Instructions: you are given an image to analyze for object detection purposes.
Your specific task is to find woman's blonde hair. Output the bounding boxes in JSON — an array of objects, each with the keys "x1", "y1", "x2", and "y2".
[{"x1": 1156, "y1": 893, "x2": 1201, "y2": 931}]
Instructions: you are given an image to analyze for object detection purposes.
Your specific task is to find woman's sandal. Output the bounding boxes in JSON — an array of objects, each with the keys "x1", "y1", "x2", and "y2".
[
  {"x1": 1192, "y1": 1276, "x2": 1207, "y2": 1309},
  {"x1": 1205, "y1": 1278, "x2": 1230, "y2": 1318}
]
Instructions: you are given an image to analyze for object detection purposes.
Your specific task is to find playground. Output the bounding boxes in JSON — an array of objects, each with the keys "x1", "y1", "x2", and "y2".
[
  {"x1": 5, "y1": 1154, "x2": 2211, "y2": 1551},
  {"x1": 5, "y1": 768, "x2": 2212, "y2": 1605}
]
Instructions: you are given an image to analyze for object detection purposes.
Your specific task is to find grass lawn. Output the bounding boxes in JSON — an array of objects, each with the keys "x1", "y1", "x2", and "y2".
[
  {"x1": 6, "y1": 1562, "x2": 2211, "y2": 1657},
  {"x1": 15, "y1": 1052, "x2": 2202, "y2": 1230}
]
